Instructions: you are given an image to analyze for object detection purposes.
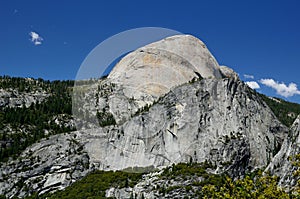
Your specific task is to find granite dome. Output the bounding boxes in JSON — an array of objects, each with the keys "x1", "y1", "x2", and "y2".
[{"x1": 108, "y1": 35, "x2": 223, "y2": 103}]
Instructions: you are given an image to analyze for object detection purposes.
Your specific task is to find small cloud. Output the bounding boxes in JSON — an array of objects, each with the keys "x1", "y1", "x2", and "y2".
[
  {"x1": 244, "y1": 74, "x2": 254, "y2": 79},
  {"x1": 246, "y1": 81, "x2": 260, "y2": 89},
  {"x1": 13, "y1": 9, "x2": 18, "y2": 14},
  {"x1": 29, "y1": 31, "x2": 43, "y2": 45},
  {"x1": 260, "y1": 78, "x2": 300, "y2": 98}
]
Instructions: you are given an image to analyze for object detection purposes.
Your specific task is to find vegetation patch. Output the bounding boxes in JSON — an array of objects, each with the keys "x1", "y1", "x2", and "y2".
[
  {"x1": 26, "y1": 170, "x2": 145, "y2": 199},
  {"x1": 259, "y1": 93, "x2": 300, "y2": 127},
  {"x1": 96, "y1": 111, "x2": 116, "y2": 127}
]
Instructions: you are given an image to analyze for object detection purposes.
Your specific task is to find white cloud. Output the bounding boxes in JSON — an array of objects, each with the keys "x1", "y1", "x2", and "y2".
[
  {"x1": 246, "y1": 81, "x2": 260, "y2": 89},
  {"x1": 29, "y1": 31, "x2": 43, "y2": 45},
  {"x1": 260, "y1": 78, "x2": 300, "y2": 98},
  {"x1": 244, "y1": 74, "x2": 254, "y2": 79}
]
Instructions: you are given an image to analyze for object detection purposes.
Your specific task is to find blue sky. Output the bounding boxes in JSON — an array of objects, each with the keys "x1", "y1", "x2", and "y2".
[{"x1": 0, "y1": 0, "x2": 300, "y2": 103}]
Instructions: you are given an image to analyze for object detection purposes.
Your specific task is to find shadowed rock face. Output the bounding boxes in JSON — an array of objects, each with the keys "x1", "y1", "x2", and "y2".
[
  {"x1": 108, "y1": 35, "x2": 222, "y2": 106},
  {"x1": 266, "y1": 115, "x2": 300, "y2": 188}
]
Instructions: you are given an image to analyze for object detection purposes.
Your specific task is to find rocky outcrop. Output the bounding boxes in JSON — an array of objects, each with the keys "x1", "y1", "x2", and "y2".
[
  {"x1": 266, "y1": 115, "x2": 300, "y2": 188},
  {"x1": 220, "y1": 65, "x2": 239, "y2": 81},
  {"x1": 0, "y1": 131, "x2": 91, "y2": 198},
  {"x1": 105, "y1": 171, "x2": 163, "y2": 199},
  {"x1": 0, "y1": 88, "x2": 48, "y2": 108}
]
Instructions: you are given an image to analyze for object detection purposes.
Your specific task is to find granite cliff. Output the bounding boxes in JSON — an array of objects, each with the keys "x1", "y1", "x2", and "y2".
[{"x1": 0, "y1": 35, "x2": 299, "y2": 198}]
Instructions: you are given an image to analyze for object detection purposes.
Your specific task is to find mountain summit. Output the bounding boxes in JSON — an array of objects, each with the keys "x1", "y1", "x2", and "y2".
[
  {"x1": 108, "y1": 35, "x2": 222, "y2": 105},
  {"x1": 0, "y1": 35, "x2": 299, "y2": 198}
]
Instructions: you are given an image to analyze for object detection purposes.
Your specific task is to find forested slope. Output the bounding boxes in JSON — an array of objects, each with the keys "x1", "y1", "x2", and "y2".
[{"x1": 0, "y1": 76, "x2": 74, "y2": 163}]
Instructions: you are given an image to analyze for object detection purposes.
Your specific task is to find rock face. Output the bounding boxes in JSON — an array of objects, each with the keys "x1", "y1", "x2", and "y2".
[
  {"x1": 108, "y1": 35, "x2": 222, "y2": 107},
  {"x1": 0, "y1": 88, "x2": 48, "y2": 108},
  {"x1": 0, "y1": 78, "x2": 287, "y2": 197},
  {"x1": 99, "y1": 78, "x2": 286, "y2": 173},
  {"x1": 0, "y1": 35, "x2": 291, "y2": 197},
  {"x1": 267, "y1": 115, "x2": 300, "y2": 188},
  {"x1": 0, "y1": 132, "x2": 91, "y2": 197},
  {"x1": 220, "y1": 65, "x2": 239, "y2": 81}
]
